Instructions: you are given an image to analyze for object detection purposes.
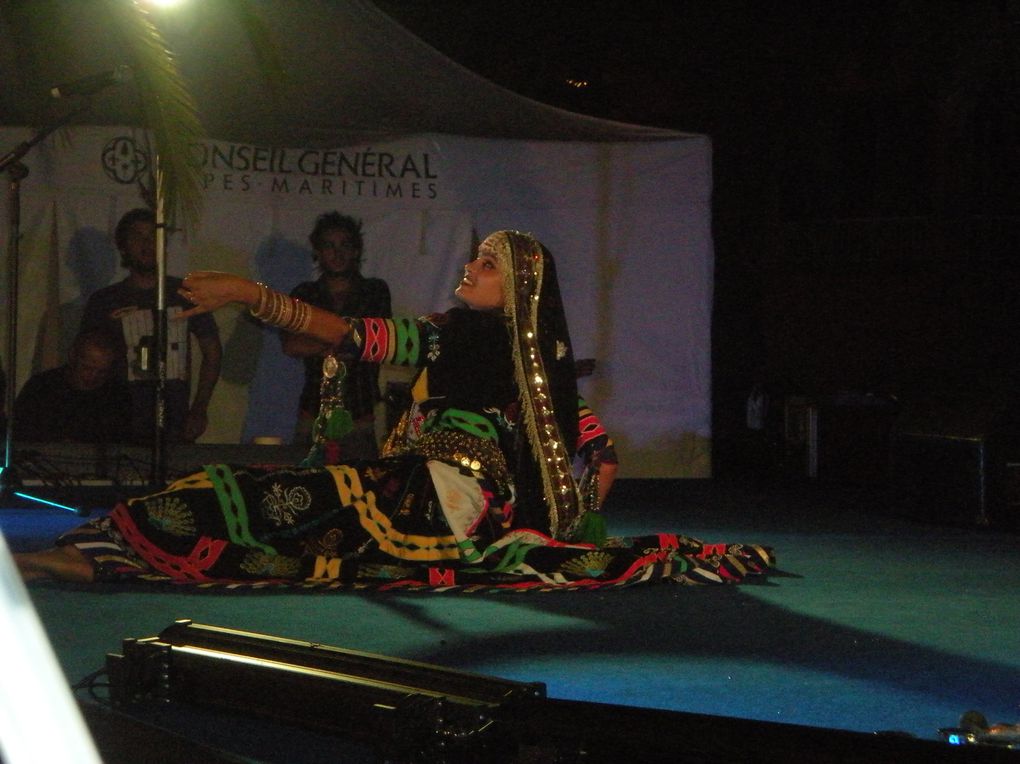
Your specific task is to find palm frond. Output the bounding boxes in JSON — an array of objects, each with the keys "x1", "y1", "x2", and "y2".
[{"x1": 102, "y1": 0, "x2": 205, "y2": 233}]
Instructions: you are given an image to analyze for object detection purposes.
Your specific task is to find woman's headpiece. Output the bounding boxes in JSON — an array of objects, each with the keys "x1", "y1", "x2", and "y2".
[{"x1": 490, "y1": 231, "x2": 582, "y2": 538}]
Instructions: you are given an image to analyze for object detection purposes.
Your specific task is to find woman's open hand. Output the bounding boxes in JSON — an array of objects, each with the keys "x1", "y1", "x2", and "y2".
[{"x1": 178, "y1": 271, "x2": 259, "y2": 318}]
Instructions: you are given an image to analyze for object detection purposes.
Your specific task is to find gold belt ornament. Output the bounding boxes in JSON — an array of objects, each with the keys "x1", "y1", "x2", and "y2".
[{"x1": 411, "y1": 429, "x2": 511, "y2": 488}]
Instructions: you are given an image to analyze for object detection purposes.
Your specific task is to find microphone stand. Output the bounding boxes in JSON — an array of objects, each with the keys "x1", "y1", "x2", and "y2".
[
  {"x1": 152, "y1": 160, "x2": 168, "y2": 487},
  {"x1": 1, "y1": 111, "x2": 92, "y2": 515}
]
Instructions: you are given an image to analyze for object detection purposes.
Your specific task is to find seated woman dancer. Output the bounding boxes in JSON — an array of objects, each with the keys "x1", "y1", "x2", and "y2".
[{"x1": 16, "y1": 231, "x2": 773, "y2": 590}]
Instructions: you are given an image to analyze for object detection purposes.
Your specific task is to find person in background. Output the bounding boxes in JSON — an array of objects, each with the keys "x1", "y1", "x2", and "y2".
[
  {"x1": 12, "y1": 329, "x2": 131, "y2": 444},
  {"x1": 282, "y1": 211, "x2": 390, "y2": 457},
  {"x1": 80, "y1": 208, "x2": 221, "y2": 444}
]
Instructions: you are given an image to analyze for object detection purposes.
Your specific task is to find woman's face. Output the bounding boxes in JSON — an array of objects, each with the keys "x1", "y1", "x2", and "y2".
[{"x1": 455, "y1": 235, "x2": 505, "y2": 310}]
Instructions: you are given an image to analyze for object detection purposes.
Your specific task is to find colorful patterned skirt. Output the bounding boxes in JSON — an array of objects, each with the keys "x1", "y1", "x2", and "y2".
[{"x1": 58, "y1": 458, "x2": 775, "y2": 591}]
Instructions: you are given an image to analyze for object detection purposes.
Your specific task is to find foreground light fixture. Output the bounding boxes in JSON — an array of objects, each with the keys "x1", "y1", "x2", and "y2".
[
  {"x1": 104, "y1": 620, "x2": 1010, "y2": 763},
  {"x1": 106, "y1": 620, "x2": 544, "y2": 761}
]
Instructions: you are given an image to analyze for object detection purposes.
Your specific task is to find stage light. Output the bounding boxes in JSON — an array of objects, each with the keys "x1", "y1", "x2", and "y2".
[
  {"x1": 101, "y1": 620, "x2": 1009, "y2": 764},
  {"x1": 106, "y1": 620, "x2": 545, "y2": 762}
]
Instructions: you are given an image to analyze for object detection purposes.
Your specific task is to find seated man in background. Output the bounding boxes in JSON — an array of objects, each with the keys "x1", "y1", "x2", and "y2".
[{"x1": 13, "y1": 329, "x2": 131, "y2": 443}]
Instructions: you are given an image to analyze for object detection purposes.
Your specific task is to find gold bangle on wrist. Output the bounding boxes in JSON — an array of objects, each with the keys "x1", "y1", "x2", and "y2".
[
  {"x1": 249, "y1": 286, "x2": 312, "y2": 335},
  {"x1": 278, "y1": 295, "x2": 293, "y2": 328},
  {"x1": 267, "y1": 291, "x2": 286, "y2": 325},
  {"x1": 249, "y1": 282, "x2": 270, "y2": 320},
  {"x1": 288, "y1": 299, "x2": 311, "y2": 333}
]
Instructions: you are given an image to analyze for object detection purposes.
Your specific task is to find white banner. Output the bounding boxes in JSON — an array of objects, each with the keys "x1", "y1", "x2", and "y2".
[{"x1": 1, "y1": 126, "x2": 713, "y2": 477}]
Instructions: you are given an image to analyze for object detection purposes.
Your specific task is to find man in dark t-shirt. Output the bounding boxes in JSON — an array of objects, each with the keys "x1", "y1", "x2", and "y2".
[
  {"x1": 80, "y1": 208, "x2": 221, "y2": 444},
  {"x1": 282, "y1": 211, "x2": 391, "y2": 457}
]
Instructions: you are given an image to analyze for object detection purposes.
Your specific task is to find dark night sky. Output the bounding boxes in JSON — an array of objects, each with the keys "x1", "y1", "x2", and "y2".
[
  {"x1": 378, "y1": 1, "x2": 1020, "y2": 473},
  {"x1": 377, "y1": 1, "x2": 1015, "y2": 214}
]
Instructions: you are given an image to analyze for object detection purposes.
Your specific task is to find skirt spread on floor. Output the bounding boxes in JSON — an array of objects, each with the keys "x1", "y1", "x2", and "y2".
[{"x1": 58, "y1": 459, "x2": 775, "y2": 591}]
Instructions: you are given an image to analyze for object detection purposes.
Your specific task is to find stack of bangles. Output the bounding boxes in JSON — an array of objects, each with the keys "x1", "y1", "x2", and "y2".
[{"x1": 249, "y1": 281, "x2": 312, "y2": 333}]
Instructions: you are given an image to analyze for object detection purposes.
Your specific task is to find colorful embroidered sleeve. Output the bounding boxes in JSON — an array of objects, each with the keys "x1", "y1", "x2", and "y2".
[
  {"x1": 343, "y1": 317, "x2": 423, "y2": 366},
  {"x1": 576, "y1": 397, "x2": 618, "y2": 465}
]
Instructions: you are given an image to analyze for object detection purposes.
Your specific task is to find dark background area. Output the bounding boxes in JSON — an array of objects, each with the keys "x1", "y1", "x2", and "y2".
[{"x1": 376, "y1": 0, "x2": 1020, "y2": 477}]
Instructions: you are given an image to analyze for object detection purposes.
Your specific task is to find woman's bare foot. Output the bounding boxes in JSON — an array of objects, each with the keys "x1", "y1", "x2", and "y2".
[{"x1": 14, "y1": 546, "x2": 95, "y2": 583}]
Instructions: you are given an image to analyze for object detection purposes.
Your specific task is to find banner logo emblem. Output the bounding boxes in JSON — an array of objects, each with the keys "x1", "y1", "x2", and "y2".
[{"x1": 102, "y1": 136, "x2": 149, "y2": 184}]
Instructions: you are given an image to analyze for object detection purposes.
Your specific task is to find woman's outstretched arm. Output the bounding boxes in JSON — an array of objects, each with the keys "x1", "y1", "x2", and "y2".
[{"x1": 178, "y1": 271, "x2": 353, "y2": 347}]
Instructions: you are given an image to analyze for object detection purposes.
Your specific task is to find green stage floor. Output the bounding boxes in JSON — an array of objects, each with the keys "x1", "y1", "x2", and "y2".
[{"x1": 3, "y1": 478, "x2": 1018, "y2": 761}]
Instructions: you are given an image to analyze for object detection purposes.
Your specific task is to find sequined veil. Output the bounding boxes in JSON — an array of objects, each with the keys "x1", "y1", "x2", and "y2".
[{"x1": 489, "y1": 231, "x2": 588, "y2": 539}]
